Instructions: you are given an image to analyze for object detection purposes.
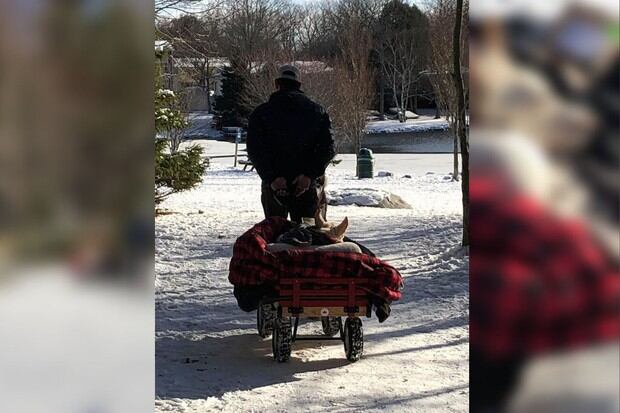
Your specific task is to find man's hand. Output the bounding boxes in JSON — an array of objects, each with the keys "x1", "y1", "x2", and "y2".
[
  {"x1": 270, "y1": 177, "x2": 287, "y2": 191},
  {"x1": 292, "y1": 175, "x2": 312, "y2": 197}
]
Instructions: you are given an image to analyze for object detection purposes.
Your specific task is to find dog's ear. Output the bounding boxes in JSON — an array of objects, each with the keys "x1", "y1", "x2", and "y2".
[{"x1": 333, "y1": 217, "x2": 348, "y2": 238}]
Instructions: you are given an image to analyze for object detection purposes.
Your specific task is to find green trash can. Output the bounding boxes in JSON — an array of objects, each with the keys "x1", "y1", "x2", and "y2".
[{"x1": 357, "y1": 148, "x2": 374, "y2": 179}]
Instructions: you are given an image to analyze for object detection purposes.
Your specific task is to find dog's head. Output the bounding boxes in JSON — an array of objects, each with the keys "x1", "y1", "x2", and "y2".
[{"x1": 314, "y1": 217, "x2": 349, "y2": 243}]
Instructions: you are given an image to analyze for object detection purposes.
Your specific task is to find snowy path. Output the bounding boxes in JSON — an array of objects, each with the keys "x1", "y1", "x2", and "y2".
[{"x1": 155, "y1": 147, "x2": 468, "y2": 412}]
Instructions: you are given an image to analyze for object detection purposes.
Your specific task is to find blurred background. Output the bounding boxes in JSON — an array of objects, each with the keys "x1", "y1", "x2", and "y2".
[
  {"x1": 469, "y1": 0, "x2": 619, "y2": 412},
  {"x1": 0, "y1": 0, "x2": 617, "y2": 412},
  {"x1": 0, "y1": 0, "x2": 154, "y2": 412}
]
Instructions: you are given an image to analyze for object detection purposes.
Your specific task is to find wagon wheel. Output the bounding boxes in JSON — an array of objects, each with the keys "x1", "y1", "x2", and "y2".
[
  {"x1": 343, "y1": 317, "x2": 363, "y2": 362},
  {"x1": 321, "y1": 316, "x2": 342, "y2": 337},
  {"x1": 257, "y1": 300, "x2": 275, "y2": 338},
  {"x1": 272, "y1": 317, "x2": 292, "y2": 362}
]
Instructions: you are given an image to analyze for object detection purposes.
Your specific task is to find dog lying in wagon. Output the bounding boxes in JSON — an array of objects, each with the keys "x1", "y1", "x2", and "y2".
[{"x1": 229, "y1": 217, "x2": 403, "y2": 362}]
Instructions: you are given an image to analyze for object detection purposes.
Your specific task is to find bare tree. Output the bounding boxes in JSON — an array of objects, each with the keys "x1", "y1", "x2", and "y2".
[
  {"x1": 156, "y1": 0, "x2": 197, "y2": 15},
  {"x1": 296, "y1": 3, "x2": 337, "y2": 59},
  {"x1": 292, "y1": 0, "x2": 377, "y2": 158},
  {"x1": 375, "y1": 1, "x2": 429, "y2": 122},
  {"x1": 215, "y1": 0, "x2": 375, "y2": 162},
  {"x1": 329, "y1": 8, "x2": 375, "y2": 162},
  {"x1": 378, "y1": 29, "x2": 426, "y2": 122},
  {"x1": 223, "y1": 0, "x2": 296, "y2": 68},
  {"x1": 155, "y1": 0, "x2": 224, "y2": 19},
  {"x1": 303, "y1": 66, "x2": 339, "y2": 113},
  {"x1": 218, "y1": 0, "x2": 300, "y2": 116},
  {"x1": 240, "y1": 49, "x2": 339, "y2": 129},
  {"x1": 239, "y1": 48, "x2": 295, "y2": 111},
  {"x1": 452, "y1": 0, "x2": 469, "y2": 246},
  {"x1": 327, "y1": 0, "x2": 387, "y2": 30},
  {"x1": 427, "y1": 0, "x2": 468, "y2": 180},
  {"x1": 157, "y1": 12, "x2": 225, "y2": 111}
]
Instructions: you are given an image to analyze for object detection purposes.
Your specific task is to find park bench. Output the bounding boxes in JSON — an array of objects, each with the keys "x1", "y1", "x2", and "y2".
[{"x1": 238, "y1": 159, "x2": 255, "y2": 171}]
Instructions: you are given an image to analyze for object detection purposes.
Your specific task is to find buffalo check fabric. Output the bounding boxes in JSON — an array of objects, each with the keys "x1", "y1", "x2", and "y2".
[
  {"x1": 228, "y1": 217, "x2": 403, "y2": 302},
  {"x1": 470, "y1": 175, "x2": 620, "y2": 359}
]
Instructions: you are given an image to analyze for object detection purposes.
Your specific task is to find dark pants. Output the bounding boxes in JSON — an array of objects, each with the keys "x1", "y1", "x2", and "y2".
[{"x1": 261, "y1": 176, "x2": 327, "y2": 223}]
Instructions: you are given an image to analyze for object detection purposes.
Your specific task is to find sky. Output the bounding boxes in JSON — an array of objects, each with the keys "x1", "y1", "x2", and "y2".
[
  {"x1": 161, "y1": 0, "x2": 429, "y2": 19},
  {"x1": 162, "y1": 0, "x2": 619, "y2": 21}
]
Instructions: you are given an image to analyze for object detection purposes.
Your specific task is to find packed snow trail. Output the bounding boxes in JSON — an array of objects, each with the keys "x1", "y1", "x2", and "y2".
[{"x1": 156, "y1": 143, "x2": 468, "y2": 412}]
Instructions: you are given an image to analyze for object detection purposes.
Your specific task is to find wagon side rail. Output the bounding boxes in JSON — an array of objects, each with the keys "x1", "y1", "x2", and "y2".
[{"x1": 276, "y1": 277, "x2": 372, "y2": 318}]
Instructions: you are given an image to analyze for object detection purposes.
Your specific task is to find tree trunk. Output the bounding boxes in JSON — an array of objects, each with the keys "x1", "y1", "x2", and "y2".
[
  {"x1": 167, "y1": 54, "x2": 175, "y2": 90},
  {"x1": 206, "y1": 77, "x2": 211, "y2": 113},
  {"x1": 400, "y1": 79, "x2": 406, "y2": 123},
  {"x1": 379, "y1": 57, "x2": 385, "y2": 119},
  {"x1": 392, "y1": 92, "x2": 400, "y2": 120},
  {"x1": 453, "y1": 123, "x2": 459, "y2": 181},
  {"x1": 205, "y1": 60, "x2": 211, "y2": 113},
  {"x1": 355, "y1": 131, "x2": 362, "y2": 177},
  {"x1": 452, "y1": 0, "x2": 469, "y2": 246}
]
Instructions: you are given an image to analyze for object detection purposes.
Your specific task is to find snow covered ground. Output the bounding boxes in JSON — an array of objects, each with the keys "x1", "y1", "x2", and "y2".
[
  {"x1": 364, "y1": 117, "x2": 449, "y2": 134},
  {"x1": 183, "y1": 112, "x2": 222, "y2": 140},
  {"x1": 155, "y1": 141, "x2": 468, "y2": 412}
]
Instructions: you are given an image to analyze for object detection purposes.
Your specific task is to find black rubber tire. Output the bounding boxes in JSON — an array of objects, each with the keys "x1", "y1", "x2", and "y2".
[
  {"x1": 343, "y1": 317, "x2": 363, "y2": 362},
  {"x1": 272, "y1": 317, "x2": 292, "y2": 362},
  {"x1": 321, "y1": 316, "x2": 342, "y2": 337},
  {"x1": 257, "y1": 300, "x2": 274, "y2": 338}
]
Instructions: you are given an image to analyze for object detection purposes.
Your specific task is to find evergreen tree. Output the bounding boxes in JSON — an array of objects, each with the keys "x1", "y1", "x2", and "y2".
[
  {"x1": 214, "y1": 66, "x2": 249, "y2": 127},
  {"x1": 155, "y1": 139, "x2": 206, "y2": 205},
  {"x1": 155, "y1": 57, "x2": 206, "y2": 206}
]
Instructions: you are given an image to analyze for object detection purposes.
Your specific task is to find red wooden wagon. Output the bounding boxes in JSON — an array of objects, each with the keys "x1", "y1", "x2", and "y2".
[
  {"x1": 229, "y1": 217, "x2": 403, "y2": 363},
  {"x1": 257, "y1": 276, "x2": 372, "y2": 362}
]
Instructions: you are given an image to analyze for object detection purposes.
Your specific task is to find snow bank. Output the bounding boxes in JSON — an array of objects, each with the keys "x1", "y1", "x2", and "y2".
[
  {"x1": 365, "y1": 118, "x2": 449, "y2": 134},
  {"x1": 327, "y1": 188, "x2": 411, "y2": 209}
]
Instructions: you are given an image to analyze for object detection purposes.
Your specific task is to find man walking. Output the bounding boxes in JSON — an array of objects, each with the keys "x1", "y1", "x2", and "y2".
[{"x1": 247, "y1": 64, "x2": 335, "y2": 224}]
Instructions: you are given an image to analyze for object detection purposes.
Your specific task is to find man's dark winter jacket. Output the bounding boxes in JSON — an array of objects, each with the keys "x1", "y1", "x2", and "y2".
[{"x1": 247, "y1": 90, "x2": 335, "y2": 183}]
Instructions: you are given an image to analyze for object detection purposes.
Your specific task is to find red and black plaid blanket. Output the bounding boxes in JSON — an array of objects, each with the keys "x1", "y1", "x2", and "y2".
[
  {"x1": 228, "y1": 217, "x2": 403, "y2": 302},
  {"x1": 470, "y1": 174, "x2": 620, "y2": 360}
]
